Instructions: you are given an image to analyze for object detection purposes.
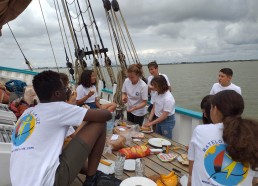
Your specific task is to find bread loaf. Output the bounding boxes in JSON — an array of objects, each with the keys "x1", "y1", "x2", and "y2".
[{"x1": 106, "y1": 134, "x2": 126, "y2": 151}]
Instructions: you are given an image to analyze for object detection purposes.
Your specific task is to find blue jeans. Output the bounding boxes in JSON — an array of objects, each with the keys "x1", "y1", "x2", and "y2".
[
  {"x1": 85, "y1": 102, "x2": 97, "y2": 109},
  {"x1": 155, "y1": 114, "x2": 175, "y2": 139}
]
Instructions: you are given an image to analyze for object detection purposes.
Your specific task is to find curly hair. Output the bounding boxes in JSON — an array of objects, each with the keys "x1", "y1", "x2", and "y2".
[
  {"x1": 150, "y1": 75, "x2": 169, "y2": 94},
  {"x1": 211, "y1": 90, "x2": 258, "y2": 170},
  {"x1": 33, "y1": 70, "x2": 62, "y2": 101},
  {"x1": 78, "y1": 70, "x2": 94, "y2": 88}
]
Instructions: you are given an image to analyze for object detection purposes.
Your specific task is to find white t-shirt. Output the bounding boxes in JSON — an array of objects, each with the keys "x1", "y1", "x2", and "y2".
[
  {"x1": 153, "y1": 91, "x2": 175, "y2": 117},
  {"x1": 188, "y1": 123, "x2": 255, "y2": 186},
  {"x1": 66, "y1": 126, "x2": 75, "y2": 137},
  {"x1": 122, "y1": 78, "x2": 148, "y2": 116},
  {"x1": 210, "y1": 83, "x2": 241, "y2": 95},
  {"x1": 147, "y1": 73, "x2": 171, "y2": 104},
  {"x1": 76, "y1": 84, "x2": 98, "y2": 103},
  {"x1": 10, "y1": 102, "x2": 87, "y2": 186}
]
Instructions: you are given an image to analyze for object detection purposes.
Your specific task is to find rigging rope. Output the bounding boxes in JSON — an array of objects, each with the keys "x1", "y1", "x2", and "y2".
[
  {"x1": 119, "y1": 10, "x2": 140, "y2": 64},
  {"x1": 38, "y1": 0, "x2": 59, "y2": 72},
  {"x1": 7, "y1": 23, "x2": 33, "y2": 71},
  {"x1": 105, "y1": 13, "x2": 119, "y2": 73},
  {"x1": 74, "y1": 1, "x2": 88, "y2": 62},
  {"x1": 86, "y1": 0, "x2": 116, "y2": 86},
  {"x1": 113, "y1": 10, "x2": 134, "y2": 65},
  {"x1": 53, "y1": 0, "x2": 75, "y2": 80},
  {"x1": 62, "y1": 0, "x2": 86, "y2": 79},
  {"x1": 56, "y1": 0, "x2": 74, "y2": 63}
]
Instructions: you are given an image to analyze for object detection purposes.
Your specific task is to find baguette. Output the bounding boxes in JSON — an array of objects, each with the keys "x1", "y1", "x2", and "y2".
[
  {"x1": 140, "y1": 126, "x2": 151, "y2": 131},
  {"x1": 100, "y1": 159, "x2": 112, "y2": 166}
]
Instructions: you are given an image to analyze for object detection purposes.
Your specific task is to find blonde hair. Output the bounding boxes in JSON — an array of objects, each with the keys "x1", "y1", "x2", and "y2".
[{"x1": 127, "y1": 64, "x2": 143, "y2": 77}]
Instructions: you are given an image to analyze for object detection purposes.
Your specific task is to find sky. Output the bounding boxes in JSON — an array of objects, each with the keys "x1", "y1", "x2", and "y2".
[{"x1": 1, "y1": 0, "x2": 258, "y2": 69}]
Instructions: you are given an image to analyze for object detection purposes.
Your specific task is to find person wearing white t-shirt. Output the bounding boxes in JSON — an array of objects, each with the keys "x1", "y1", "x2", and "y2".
[
  {"x1": 10, "y1": 71, "x2": 121, "y2": 186},
  {"x1": 188, "y1": 90, "x2": 258, "y2": 186},
  {"x1": 147, "y1": 61, "x2": 171, "y2": 113},
  {"x1": 210, "y1": 68, "x2": 241, "y2": 95},
  {"x1": 122, "y1": 64, "x2": 148, "y2": 125},
  {"x1": 143, "y1": 75, "x2": 175, "y2": 139},
  {"x1": 76, "y1": 70, "x2": 116, "y2": 112}
]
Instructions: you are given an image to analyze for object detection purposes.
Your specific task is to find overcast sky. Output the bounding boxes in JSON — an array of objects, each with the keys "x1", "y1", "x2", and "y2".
[{"x1": 1, "y1": 0, "x2": 258, "y2": 69}]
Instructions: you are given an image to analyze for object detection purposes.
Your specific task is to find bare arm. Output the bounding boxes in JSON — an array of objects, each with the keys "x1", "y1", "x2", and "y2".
[
  {"x1": 148, "y1": 104, "x2": 155, "y2": 121},
  {"x1": 83, "y1": 109, "x2": 112, "y2": 122},
  {"x1": 187, "y1": 160, "x2": 194, "y2": 186},
  {"x1": 95, "y1": 98, "x2": 101, "y2": 108},
  {"x1": 144, "y1": 110, "x2": 169, "y2": 127},
  {"x1": 127, "y1": 100, "x2": 147, "y2": 112},
  {"x1": 76, "y1": 91, "x2": 95, "y2": 106}
]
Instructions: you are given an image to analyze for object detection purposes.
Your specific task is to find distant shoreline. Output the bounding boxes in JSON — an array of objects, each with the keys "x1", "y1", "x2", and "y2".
[{"x1": 33, "y1": 59, "x2": 258, "y2": 69}]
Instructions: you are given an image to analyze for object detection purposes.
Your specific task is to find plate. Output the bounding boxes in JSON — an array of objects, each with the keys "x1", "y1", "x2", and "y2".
[
  {"x1": 148, "y1": 138, "x2": 171, "y2": 148},
  {"x1": 132, "y1": 132, "x2": 145, "y2": 139},
  {"x1": 141, "y1": 129, "x2": 154, "y2": 134},
  {"x1": 120, "y1": 177, "x2": 156, "y2": 186},
  {"x1": 124, "y1": 159, "x2": 135, "y2": 171},
  {"x1": 97, "y1": 160, "x2": 115, "y2": 174},
  {"x1": 180, "y1": 175, "x2": 189, "y2": 186}
]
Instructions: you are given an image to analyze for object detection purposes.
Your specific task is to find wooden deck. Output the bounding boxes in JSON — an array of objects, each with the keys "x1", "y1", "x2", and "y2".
[{"x1": 71, "y1": 131, "x2": 189, "y2": 185}]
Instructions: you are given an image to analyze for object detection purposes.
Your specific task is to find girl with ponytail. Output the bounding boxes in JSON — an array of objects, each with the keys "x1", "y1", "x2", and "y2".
[
  {"x1": 188, "y1": 90, "x2": 258, "y2": 186},
  {"x1": 122, "y1": 64, "x2": 148, "y2": 125}
]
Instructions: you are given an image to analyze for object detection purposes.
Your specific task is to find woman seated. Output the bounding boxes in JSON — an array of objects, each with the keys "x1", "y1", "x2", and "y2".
[{"x1": 76, "y1": 70, "x2": 116, "y2": 112}]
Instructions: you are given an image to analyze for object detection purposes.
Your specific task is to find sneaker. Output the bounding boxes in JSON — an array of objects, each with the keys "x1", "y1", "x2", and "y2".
[{"x1": 83, "y1": 171, "x2": 122, "y2": 186}]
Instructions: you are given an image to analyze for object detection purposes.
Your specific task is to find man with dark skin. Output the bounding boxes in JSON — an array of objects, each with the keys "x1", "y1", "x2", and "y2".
[{"x1": 10, "y1": 70, "x2": 121, "y2": 186}]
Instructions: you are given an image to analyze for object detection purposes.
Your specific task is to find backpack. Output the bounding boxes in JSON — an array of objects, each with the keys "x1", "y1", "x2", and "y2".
[{"x1": 5, "y1": 80, "x2": 27, "y2": 97}]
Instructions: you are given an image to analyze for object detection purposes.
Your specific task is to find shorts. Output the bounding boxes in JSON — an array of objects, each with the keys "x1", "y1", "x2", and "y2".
[{"x1": 54, "y1": 136, "x2": 90, "y2": 186}]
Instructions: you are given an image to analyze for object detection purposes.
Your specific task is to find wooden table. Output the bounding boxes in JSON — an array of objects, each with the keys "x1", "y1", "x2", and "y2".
[
  {"x1": 72, "y1": 127, "x2": 189, "y2": 185},
  {"x1": 103, "y1": 132, "x2": 189, "y2": 179}
]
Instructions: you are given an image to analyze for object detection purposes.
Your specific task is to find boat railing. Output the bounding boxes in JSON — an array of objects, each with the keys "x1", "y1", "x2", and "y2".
[
  {"x1": 0, "y1": 67, "x2": 203, "y2": 145},
  {"x1": 0, "y1": 66, "x2": 37, "y2": 85}
]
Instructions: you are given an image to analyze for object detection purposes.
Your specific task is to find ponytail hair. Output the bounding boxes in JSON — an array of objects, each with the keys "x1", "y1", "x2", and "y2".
[
  {"x1": 211, "y1": 90, "x2": 258, "y2": 170},
  {"x1": 127, "y1": 64, "x2": 143, "y2": 77},
  {"x1": 223, "y1": 116, "x2": 258, "y2": 170}
]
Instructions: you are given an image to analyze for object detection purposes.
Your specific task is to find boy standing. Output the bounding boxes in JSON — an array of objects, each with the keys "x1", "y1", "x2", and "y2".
[
  {"x1": 210, "y1": 68, "x2": 241, "y2": 95},
  {"x1": 147, "y1": 61, "x2": 171, "y2": 113}
]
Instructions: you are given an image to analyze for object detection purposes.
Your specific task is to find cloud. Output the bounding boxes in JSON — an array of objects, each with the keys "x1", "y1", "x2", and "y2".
[{"x1": 1, "y1": 0, "x2": 258, "y2": 69}]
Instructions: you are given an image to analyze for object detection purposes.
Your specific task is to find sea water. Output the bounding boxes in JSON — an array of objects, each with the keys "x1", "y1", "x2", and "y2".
[{"x1": 35, "y1": 60, "x2": 258, "y2": 119}]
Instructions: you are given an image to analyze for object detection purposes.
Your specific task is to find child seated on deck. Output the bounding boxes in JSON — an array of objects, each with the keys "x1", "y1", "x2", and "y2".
[
  {"x1": 76, "y1": 70, "x2": 116, "y2": 112},
  {"x1": 10, "y1": 70, "x2": 121, "y2": 186}
]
